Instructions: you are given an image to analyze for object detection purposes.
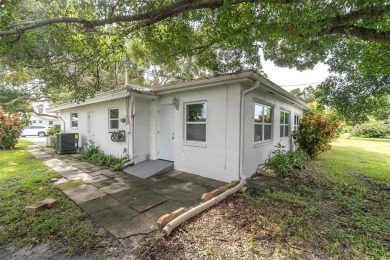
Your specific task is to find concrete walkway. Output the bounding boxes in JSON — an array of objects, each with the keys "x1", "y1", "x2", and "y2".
[{"x1": 26, "y1": 145, "x2": 226, "y2": 242}]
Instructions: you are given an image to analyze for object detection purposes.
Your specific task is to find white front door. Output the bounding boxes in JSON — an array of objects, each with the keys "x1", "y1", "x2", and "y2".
[
  {"x1": 88, "y1": 112, "x2": 95, "y2": 144},
  {"x1": 158, "y1": 105, "x2": 174, "y2": 161}
]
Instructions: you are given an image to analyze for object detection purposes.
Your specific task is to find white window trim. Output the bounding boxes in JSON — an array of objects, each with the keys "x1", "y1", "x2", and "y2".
[
  {"x1": 70, "y1": 112, "x2": 78, "y2": 129},
  {"x1": 280, "y1": 110, "x2": 290, "y2": 138},
  {"x1": 294, "y1": 114, "x2": 301, "y2": 131},
  {"x1": 184, "y1": 101, "x2": 207, "y2": 146},
  {"x1": 254, "y1": 102, "x2": 273, "y2": 144},
  {"x1": 108, "y1": 108, "x2": 120, "y2": 131}
]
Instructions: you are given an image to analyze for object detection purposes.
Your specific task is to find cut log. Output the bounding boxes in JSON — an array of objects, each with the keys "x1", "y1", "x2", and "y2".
[{"x1": 162, "y1": 179, "x2": 246, "y2": 236}]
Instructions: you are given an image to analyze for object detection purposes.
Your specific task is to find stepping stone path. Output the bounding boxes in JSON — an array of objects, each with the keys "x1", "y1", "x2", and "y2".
[{"x1": 26, "y1": 145, "x2": 226, "y2": 245}]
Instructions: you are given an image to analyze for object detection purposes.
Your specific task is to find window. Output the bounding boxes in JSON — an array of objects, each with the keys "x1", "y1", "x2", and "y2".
[
  {"x1": 185, "y1": 102, "x2": 207, "y2": 142},
  {"x1": 70, "y1": 113, "x2": 78, "y2": 128},
  {"x1": 32, "y1": 120, "x2": 36, "y2": 124},
  {"x1": 49, "y1": 121, "x2": 53, "y2": 125},
  {"x1": 294, "y1": 114, "x2": 301, "y2": 131},
  {"x1": 254, "y1": 103, "x2": 272, "y2": 142},
  {"x1": 280, "y1": 110, "x2": 290, "y2": 138},
  {"x1": 39, "y1": 120, "x2": 42, "y2": 124},
  {"x1": 109, "y1": 108, "x2": 119, "y2": 130}
]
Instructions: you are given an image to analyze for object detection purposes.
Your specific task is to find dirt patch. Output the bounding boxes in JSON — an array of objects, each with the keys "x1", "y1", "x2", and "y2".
[{"x1": 136, "y1": 195, "x2": 324, "y2": 259}]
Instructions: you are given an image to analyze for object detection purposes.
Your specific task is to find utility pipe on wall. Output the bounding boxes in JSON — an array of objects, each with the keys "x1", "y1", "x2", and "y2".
[
  {"x1": 131, "y1": 96, "x2": 135, "y2": 160},
  {"x1": 56, "y1": 113, "x2": 66, "y2": 132},
  {"x1": 239, "y1": 80, "x2": 261, "y2": 180}
]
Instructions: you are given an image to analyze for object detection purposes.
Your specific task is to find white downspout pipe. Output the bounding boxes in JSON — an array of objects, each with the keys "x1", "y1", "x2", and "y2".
[
  {"x1": 239, "y1": 80, "x2": 261, "y2": 180},
  {"x1": 56, "y1": 113, "x2": 66, "y2": 132},
  {"x1": 130, "y1": 96, "x2": 135, "y2": 160}
]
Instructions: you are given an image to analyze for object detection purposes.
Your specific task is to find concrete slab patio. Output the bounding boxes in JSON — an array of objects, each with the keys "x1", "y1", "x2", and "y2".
[{"x1": 26, "y1": 145, "x2": 226, "y2": 242}]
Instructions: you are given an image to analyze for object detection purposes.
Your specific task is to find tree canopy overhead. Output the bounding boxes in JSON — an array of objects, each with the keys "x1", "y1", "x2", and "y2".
[{"x1": 0, "y1": 0, "x2": 389, "y2": 121}]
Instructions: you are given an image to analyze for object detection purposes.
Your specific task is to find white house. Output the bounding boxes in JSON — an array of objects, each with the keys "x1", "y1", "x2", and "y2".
[
  {"x1": 47, "y1": 72, "x2": 309, "y2": 182},
  {"x1": 29, "y1": 114, "x2": 61, "y2": 127}
]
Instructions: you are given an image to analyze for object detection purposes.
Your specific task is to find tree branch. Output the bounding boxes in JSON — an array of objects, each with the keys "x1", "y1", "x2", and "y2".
[
  {"x1": 319, "y1": 25, "x2": 390, "y2": 42},
  {"x1": 318, "y1": 5, "x2": 390, "y2": 42},
  {"x1": 0, "y1": 0, "x2": 296, "y2": 36},
  {"x1": 0, "y1": 95, "x2": 30, "y2": 106},
  {"x1": 330, "y1": 5, "x2": 390, "y2": 26},
  {"x1": 31, "y1": 111, "x2": 59, "y2": 118}
]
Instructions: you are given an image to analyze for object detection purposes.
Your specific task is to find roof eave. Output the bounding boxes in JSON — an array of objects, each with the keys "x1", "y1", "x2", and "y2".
[
  {"x1": 47, "y1": 89, "x2": 156, "y2": 113},
  {"x1": 248, "y1": 74, "x2": 310, "y2": 110},
  {"x1": 155, "y1": 72, "x2": 310, "y2": 110}
]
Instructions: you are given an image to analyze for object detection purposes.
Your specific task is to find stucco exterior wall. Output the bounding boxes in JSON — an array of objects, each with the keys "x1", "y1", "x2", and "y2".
[
  {"x1": 241, "y1": 87, "x2": 305, "y2": 178},
  {"x1": 60, "y1": 98, "x2": 129, "y2": 158},
  {"x1": 149, "y1": 83, "x2": 242, "y2": 182},
  {"x1": 54, "y1": 74, "x2": 307, "y2": 182}
]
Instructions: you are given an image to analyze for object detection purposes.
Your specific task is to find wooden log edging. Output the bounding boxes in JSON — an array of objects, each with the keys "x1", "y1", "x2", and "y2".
[
  {"x1": 157, "y1": 207, "x2": 186, "y2": 230},
  {"x1": 162, "y1": 179, "x2": 246, "y2": 236},
  {"x1": 201, "y1": 181, "x2": 239, "y2": 202}
]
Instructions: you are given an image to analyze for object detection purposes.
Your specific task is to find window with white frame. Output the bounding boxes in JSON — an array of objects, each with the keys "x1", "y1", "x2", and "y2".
[
  {"x1": 39, "y1": 120, "x2": 42, "y2": 124},
  {"x1": 280, "y1": 110, "x2": 290, "y2": 138},
  {"x1": 70, "y1": 113, "x2": 78, "y2": 128},
  {"x1": 32, "y1": 120, "x2": 36, "y2": 124},
  {"x1": 109, "y1": 108, "x2": 119, "y2": 130},
  {"x1": 294, "y1": 114, "x2": 301, "y2": 131},
  {"x1": 185, "y1": 102, "x2": 207, "y2": 142},
  {"x1": 254, "y1": 103, "x2": 272, "y2": 142},
  {"x1": 49, "y1": 121, "x2": 53, "y2": 125}
]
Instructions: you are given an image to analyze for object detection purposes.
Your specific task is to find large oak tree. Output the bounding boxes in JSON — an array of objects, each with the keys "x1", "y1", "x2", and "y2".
[{"x1": 0, "y1": 0, "x2": 389, "y2": 122}]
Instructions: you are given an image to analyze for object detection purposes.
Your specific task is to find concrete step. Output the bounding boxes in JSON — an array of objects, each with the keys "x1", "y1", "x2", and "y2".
[{"x1": 123, "y1": 160, "x2": 174, "y2": 179}]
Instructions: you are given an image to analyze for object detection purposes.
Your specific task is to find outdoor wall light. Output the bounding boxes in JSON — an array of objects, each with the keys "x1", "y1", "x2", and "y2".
[{"x1": 172, "y1": 96, "x2": 179, "y2": 110}]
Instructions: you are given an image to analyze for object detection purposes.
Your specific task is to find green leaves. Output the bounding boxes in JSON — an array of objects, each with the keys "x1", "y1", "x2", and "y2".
[
  {"x1": 0, "y1": 0, "x2": 389, "y2": 106},
  {"x1": 293, "y1": 113, "x2": 341, "y2": 158}
]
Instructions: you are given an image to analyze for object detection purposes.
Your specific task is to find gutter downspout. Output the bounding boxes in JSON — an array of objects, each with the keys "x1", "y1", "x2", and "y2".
[
  {"x1": 56, "y1": 113, "x2": 66, "y2": 132},
  {"x1": 125, "y1": 95, "x2": 131, "y2": 157},
  {"x1": 239, "y1": 80, "x2": 261, "y2": 180},
  {"x1": 130, "y1": 96, "x2": 135, "y2": 161}
]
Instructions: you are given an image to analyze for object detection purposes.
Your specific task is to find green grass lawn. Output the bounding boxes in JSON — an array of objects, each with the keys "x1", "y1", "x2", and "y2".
[
  {"x1": 251, "y1": 136, "x2": 390, "y2": 258},
  {"x1": 0, "y1": 140, "x2": 106, "y2": 255}
]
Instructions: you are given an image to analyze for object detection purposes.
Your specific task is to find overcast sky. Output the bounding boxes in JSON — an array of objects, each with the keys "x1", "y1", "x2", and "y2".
[{"x1": 261, "y1": 57, "x2": 330, "y2": 91}]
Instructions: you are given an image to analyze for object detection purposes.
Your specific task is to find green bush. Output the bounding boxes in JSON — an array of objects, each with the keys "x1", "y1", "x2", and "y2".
[
  {"x1": 288, "y1": 148, "x2": 310, "y2": 170},
  {"x1": 77, "y1": 142, "x2": 133, "y2": 171},
  {"x1": 259, "y1": 143, "x2": 309, "y2": 179},
  {"x1": 47, "y1": 125, "x2": 61, "y2": 136},
  {"x1": 292, "y1": 113, "x2": 341, "y2": 158},
  {"x1": 351, "y1": 121, "x2": 390, "y2": 138},
  {"x1": 0, "y1": 109, "x2": 25, "y2": 150}
]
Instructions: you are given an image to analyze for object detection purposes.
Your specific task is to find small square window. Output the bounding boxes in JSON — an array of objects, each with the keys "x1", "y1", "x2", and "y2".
[
  {"x1": 294, "y1": 114, "x2": 301, "y2": 131},
  {"x1": 71, "y1": 113, "x2": 78, "y2": 128},
  {"x1": 254, "y1": 103, "x2": 273, "y2": 142},
  {"x1": 185, "y1": 102, "x2": 207, "y2": 142},
  {"x1": 49, "y1": 121, "x2": 53, "y2": 125},
  {"x1": 109, "y1": 108, "x2": 119, "y2": 130},
  {"x1": 280, "y1": 111, "x2": 290, "y2": 138}
]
